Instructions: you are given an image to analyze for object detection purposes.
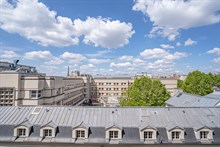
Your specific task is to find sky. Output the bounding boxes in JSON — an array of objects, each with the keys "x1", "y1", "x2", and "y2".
[{"x1": 0, "y1": 0, "x2": 220, "y2": 76}]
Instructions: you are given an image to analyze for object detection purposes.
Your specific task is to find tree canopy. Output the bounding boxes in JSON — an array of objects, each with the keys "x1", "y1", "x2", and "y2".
[
  {"x1": 120, "y1": 77, "x2": 170, "y2": 106},
  {"x1": 182, "y1": 70, "x2": 220, "y2": 96}
]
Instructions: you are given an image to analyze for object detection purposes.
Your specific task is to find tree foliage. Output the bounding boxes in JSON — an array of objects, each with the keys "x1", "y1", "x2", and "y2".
[
  {"x1": 177, "y1": 79, "x2": 183, "y2": 89},
  {"x1": 182, "y1": 70, "x2": 220, "y2": 96},
  {"x1": 120, "y1": 77, "x2": 171, "y2": 106}
]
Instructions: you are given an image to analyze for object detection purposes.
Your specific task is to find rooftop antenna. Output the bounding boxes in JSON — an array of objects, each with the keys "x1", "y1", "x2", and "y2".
[{"x1": 67, "y1": 66, "x2": 70, "y2": 76}]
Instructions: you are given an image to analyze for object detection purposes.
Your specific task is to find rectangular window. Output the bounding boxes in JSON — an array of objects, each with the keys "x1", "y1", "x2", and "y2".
[
  {"x1": 43, "y1": 129, "x2": 52, "y2": 137},
  {"x1": 31, "y1": 90, "x2": 37, "y2": 98},
  {"x1": 76, "y1": 130, "x2": 85, "y2": 138},
  {"x1": 18, "y1": 128, "x2": 26, "y2": 137},
  {"x1": 172, "y1": 131, "x2": 180, "y2": 140},
  {"x1": 200, "y1": 131, "x2": 209, "y2": 139},
  {"x1": 38, "y1": 90, "x2": 42, "y2": 98},
  {"x1": 109, "y1": 131, "x2": 118, "y2": 139},
  {"x1": 144, "y1": 131, "x2": 153, "y2": 139}
]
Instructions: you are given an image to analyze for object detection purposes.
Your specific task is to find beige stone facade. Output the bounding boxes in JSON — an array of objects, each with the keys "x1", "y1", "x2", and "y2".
[{"x1": 0, "y1": 72, "x2": 85, "y2": 106}]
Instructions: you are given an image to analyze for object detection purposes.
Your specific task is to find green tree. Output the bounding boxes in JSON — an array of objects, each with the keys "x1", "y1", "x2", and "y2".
[
  {"x1": 182, "y1": 70, "x2": 214, "y2": 96},
  {"x1": 120, "y1": 77, "x2": 170, "y2": 106},
  {"x1": 177, "y1": 79, "x2": 183, "y2": 89}
]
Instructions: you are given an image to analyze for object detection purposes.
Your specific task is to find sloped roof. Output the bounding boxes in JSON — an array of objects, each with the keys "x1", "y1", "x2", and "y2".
[
  {"x1": 0, "y1": 106, "x2": 219, "y2": 144},
  {"x1": 166, "y1": 91, "x2": 220, "y2": 107}
]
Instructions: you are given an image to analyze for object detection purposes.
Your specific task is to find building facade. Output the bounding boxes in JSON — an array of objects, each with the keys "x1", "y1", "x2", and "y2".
[
  {"x1": 0, "y1": 106, "x2": 219, "y2": 146},
  {"x1": 0, "y1": 71, "x2": 85, "y2": 106}
]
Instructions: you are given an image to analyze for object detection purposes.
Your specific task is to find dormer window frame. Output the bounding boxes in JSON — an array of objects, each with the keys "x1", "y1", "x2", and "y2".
[
  {"x1": 168, "y1": 127, "x2": 185, "y2": 142},
  {"x1": 72, "y1": 121, "x2": 89, "y2": 140},
  {"x1": 139, "y1": 126, "x2": 157, "y2": 142},
  {"x1": 43, "y1": 128, "x2": 53, "y2": 137},
  {"x1": 195, "y1": 127, "x2": 213, "y2": 141},
  {"x1": 143, "y1": 131, "x2": 153, "y2": 140},
  {"x1": 109, "y1": 130, "x2": 119, "y2": 139},
  {"x1": 171, "y1": 131, "x2": 181, "y2": 140},
  {"x1": 40, "y1": 126, "x2": 55, "y2": 138},
  {"x1": 106, "y1": 126, "x2": 122, "y2": 140},
  {"x1": 14, "y1": 126, "x2": 29, "y2": 138},
  {"x1": 18, "y1": 128, "x2": 26, "y2": 137},
  {"x1": 200, "y1": 131, "x2": 209, "y2": 140},
  {"x1": 73, "y1": 128, "x2": 88, "y2": 139}
]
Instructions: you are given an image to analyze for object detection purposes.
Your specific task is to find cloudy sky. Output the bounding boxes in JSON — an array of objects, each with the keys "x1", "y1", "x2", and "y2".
[{"x1": 0, "y1": 0, "x2": 219, "y2": 76}]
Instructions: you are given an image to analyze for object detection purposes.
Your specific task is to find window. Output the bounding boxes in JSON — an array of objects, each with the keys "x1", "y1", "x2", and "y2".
[
  {"x1": 31, "y1": 91, "x2": 37, "y2": 98},
  {"x1": 18, "y1": 128, "x2": 26, "y2": 137},
  {"x1": 43, "y1": 129, "x2": 52, "y2": 137},
  {"x1": 38, "y1": 90, "x2": 42, "y2": 98},
  {"x1": 76, "y1": 130, "x2": 85, "y2": 138},
  {"x1": 172, "y1": 131, "x2": 180, "y2": 140},
  {"x1": 109, "y1": 131, "x2": 118, "y2": 139},
  {"x1": 200, "y1": 131, "x2": 209, "y2": 139},
  {"x1": 144, "y1": 131, "x2": 153, "y2": 139}
]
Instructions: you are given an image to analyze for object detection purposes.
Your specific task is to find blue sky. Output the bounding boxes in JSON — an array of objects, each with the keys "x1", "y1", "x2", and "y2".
[{"x1": 0, "y1": 0, "x2": 220, "y2": 76}]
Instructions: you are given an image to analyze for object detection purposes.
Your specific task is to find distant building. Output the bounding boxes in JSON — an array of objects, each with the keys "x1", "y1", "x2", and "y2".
[
  {"x1": 71, "y1": 71, "x2": 179, "y2": 106},
  {"x1": 0, "y1": 62, "x2": 86, "y2": 106},
  {"x1": 0, "y1": 106, "x2": 219, "y2": 146},
  {"x1": 166, "y1": 89, "x2": 220, "y2": 107}
]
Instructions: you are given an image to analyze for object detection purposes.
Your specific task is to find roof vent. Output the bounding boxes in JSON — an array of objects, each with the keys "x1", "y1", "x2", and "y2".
[{"x1": 31, "y1": 107, "x2": 42, "y2": 115}]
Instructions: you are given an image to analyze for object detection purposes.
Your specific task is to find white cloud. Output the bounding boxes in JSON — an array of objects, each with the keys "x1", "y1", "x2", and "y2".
[
  {"x1": 207, "y1": 47, "x2": 220, "y2": 55},
  {"x1": 80, "y1": 64, "x2": 95, "y2": 73},
  {"x1": 184, "y1": 38, "x2": 197, "y2": 46},
  {"x1": 60, "y1": 52, "x2": 86, "y2": 61},
  {"x1": 140, "y1": 48, "x2": 169, "y2": 59},
  {"x1": 73, "y1": 17, "x2": 135, "y2": 48},
  {"x1": 0, "y1": 0, "x2": 78, "y2": 47},
  {"x1": 176, "y1": 42, "x2": 181, "y2": 46},
  {"x1": 0, "y1": 50, "x2": 19, "y2": 59},
  {"x1": 213, "y1": 57, "x2": 220, "y2": 64},
  {"x1": 44, "y1": 57, "x2": 64, "y2": 65},
  {"x1": 119, "y1": 55, "x2": 134, "y2": 61},
  {"x1": 164, "y1": 52, "x2": 188, "y2": 60},
  {"x1": 147, "y1": 59, "x2": 175, "y2": 69},
  {"x1": 140, "y1": 48, "x2": 188, "y2": 71},
  {"x1": 88, "y1": 58, "x2": 110, "y2": 64},
  {"x1": 24, "y1": 51, "x2": 52, "y2": 60},
  {"x1": 0, "y1": 0, "x2": 134, "y2": 48},
  {"x1": 133, "y1": 0, "x2": 220, "y2": 40},
  {"x1": 160, "y1": 44, "x2": 174, "y2": 49},
  {"x1": 133, "y1": 58, "x2": 146, "y2": 66},
  {"x1": 110, "y1": 62, "x2": 132, "y2": 68}
]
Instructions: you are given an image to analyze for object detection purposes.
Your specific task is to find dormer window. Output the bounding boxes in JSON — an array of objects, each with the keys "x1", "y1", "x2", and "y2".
[
  {"x1": 195, "y1": 126, "x2": 213, "y2": 142},
  {"x1": 105, "y1": 122, "x2": 122, "y2": 141},
  {"x1": 109, "y1": 130, "x2": 119, "y2": 139},
  {"x1": 40, "y1": 121, "x2": 57, "y2": 138},
  {"x1": 171, "y1": 131, "x2": 180, "y2": 140},
  {"x1": 72, "y1": 121, "x2": 89, "y2": 140},
  {"x1": 200, "y1": 131, "x2": 209, "y2": 140},
  {"x1": 14, "y1": 119, "x2": 32, "y2": 138},
  {"x1": 167, "y1": 126, "x2": 184, "y2": 142},
  {"x1": 139, "y1": 125, "x2": 157, "y2": 142},
  {"x1": 43, "y1": 129, "x2": 52, "y2": 137},
  {"x1": 144, "y1": 131, "x2": 153, "y2": 140},
  {"x1": 76, "y1": 130, "x2": 85, "y2": 138},
  {"x1": 17, "y1": 128, "x2": 26, "y2": 137}
]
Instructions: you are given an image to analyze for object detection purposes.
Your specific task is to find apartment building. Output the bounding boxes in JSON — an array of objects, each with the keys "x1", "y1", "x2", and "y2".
[
  {"x1": 0, "y1": 71, "x2": 85, "y2": 106},
  {"x1": 91, "y1": 76, "x2": 134, "y2": 99},
  {"x1": 154, "y1": 77, "x2": 178, "y2": 96},
  {"x1": 0, "y1": 62, "x2": 85, "y2": 106}
]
